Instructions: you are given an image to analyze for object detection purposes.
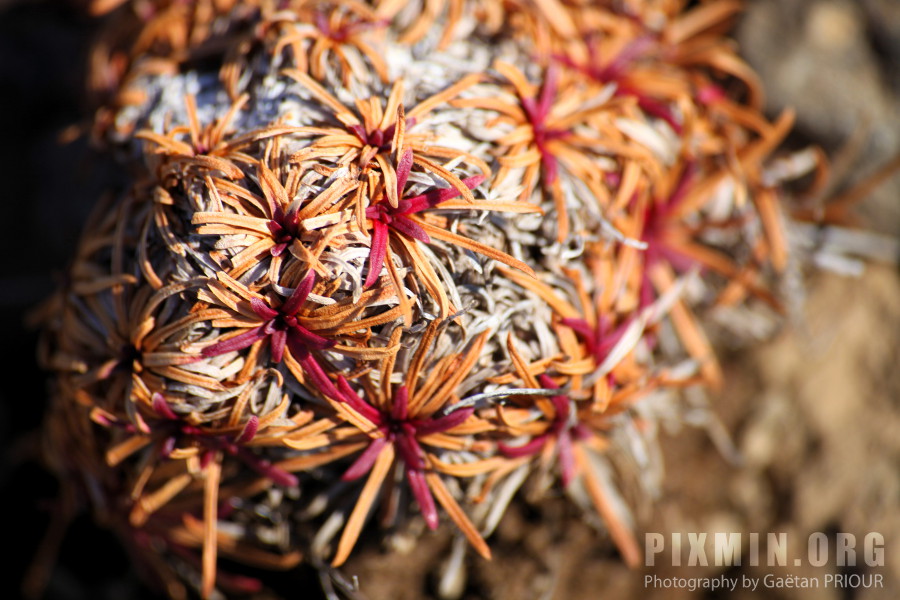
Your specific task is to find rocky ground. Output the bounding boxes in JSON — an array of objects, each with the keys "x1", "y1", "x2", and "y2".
[{"x1": 1, "y1": 1, "x2": 898, "y2": 599}]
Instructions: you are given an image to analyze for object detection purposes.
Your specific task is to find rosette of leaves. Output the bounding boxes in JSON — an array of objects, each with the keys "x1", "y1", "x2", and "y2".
[{"x1": 40, "y1": 0, "x2": 804, "y2": 598}]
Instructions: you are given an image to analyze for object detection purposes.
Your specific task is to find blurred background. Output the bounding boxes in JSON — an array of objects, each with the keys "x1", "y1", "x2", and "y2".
[{"x1": 0, "y1": 1, "x2": 897, "y2": 598}]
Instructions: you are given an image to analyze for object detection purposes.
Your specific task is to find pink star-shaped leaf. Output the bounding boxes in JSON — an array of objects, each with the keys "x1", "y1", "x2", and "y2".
[
  {"x1": 202, "y1": 273, "x2": 339, "y2": 400},
  {"x1": 363, "y1": 148, "x2": 485, "y2": 287},
  {"x1": 337, "y1": 379, "x2": 475, "y2": 529}
]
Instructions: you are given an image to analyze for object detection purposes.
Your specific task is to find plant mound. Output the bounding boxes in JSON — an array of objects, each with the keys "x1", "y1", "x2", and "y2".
[{"x1": 42, "y1": 1, "x2": 798, "y2": 597}]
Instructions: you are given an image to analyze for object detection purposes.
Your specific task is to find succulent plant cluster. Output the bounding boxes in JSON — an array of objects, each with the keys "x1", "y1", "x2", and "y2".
[{"x1": 41, "y1": 0, "x2": 802, "y2": 597}]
